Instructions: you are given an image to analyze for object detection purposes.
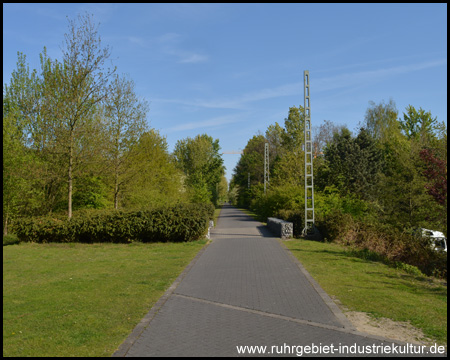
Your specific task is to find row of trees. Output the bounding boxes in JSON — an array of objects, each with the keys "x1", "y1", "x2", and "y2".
[
  {"x1": 230, "y1": 99, "x2": 447, "y2": 236},
  {"x1": 3, "y1": 13, "x2": 226, "y2": 235}
]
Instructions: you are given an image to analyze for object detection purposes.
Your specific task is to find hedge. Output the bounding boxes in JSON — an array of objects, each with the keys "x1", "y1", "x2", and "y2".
[{"x1": 13, "y1": 203, "x2": 215, "y2": 244}]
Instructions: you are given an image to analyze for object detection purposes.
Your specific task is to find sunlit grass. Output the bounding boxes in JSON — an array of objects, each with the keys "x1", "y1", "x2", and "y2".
[
  {"x1": 3, "y1": 241, "x2": 206, "y2": 357},
  {"x1": 284, "y1": 239, "x2": 447, "y2": 345}
]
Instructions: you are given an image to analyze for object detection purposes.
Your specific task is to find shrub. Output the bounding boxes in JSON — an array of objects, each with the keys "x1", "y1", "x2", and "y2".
[
  {"x1": 3, "y1": 234, "x2": 20, "y2": 246},
  {"x1": 12, "y1": 203, "x2": 213, "y2": 244},
  {"x1": 315, "y1": 212, "x2": 447, "y2": 278}
]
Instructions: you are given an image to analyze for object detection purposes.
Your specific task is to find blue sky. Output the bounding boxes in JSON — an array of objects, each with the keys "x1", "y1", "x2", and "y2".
[{"x1": 3, "y1": 3, "x2": 447, "y2": 182}]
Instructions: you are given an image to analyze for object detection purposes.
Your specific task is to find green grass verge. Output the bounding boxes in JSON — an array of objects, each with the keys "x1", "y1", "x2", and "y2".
[
  {"x1": 3, "y1": 241, "x2": 207, "y2": 357},
  {"x1": 214, "y1": 205, "x2": 223, "y2": 224},
  {"x1": 284, "y1": 239, "x2": 447, "y2": 345}
]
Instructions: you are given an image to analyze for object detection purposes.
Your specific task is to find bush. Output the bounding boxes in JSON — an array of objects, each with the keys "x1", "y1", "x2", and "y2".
[
  {"x1": 315, "y1": 212, "x2": 447, "y2": 278},
  {"x1": 3, "y1": 233, "x2": 20, "y2": 246},
  {"x1": 12, "y1": 203, "x2": 214, "y2": 244},
  {"x1": 248, "y1": 184, "x2": 303, "y2": 222}
]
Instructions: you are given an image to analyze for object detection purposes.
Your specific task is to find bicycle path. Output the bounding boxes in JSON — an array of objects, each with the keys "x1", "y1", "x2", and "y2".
[{"x1": 114, "y1": 205, "x2": 441, "y2": 357}]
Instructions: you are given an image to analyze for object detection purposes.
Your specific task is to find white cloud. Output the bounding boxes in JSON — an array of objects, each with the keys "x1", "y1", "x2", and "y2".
[
  {"x1": 313, "y1": 59, "x2": 447, "y2": 93},
  {"x1": 178, "y1": 53, "x2": 209, "y2": 64},
  {"x1": 163, "y1": 46, "x2": 209, "y2": 64},
  {"x1": 155, "y1": 59, "x2": 446, "y2": 113},
  {"x1": 153, "y1": 82, "x2": 300, "y2": 110},
  {"x1": 165, "y1": 113, "x2": 247, "y2": 133},
  {"x1": 157, "y1": 32, "x2": 182, "y2": 44}
]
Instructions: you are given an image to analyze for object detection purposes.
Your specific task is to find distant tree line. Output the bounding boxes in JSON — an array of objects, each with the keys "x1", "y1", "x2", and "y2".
[{"x1": 230, "y1": 99, "x2": 447, "y2": 236}]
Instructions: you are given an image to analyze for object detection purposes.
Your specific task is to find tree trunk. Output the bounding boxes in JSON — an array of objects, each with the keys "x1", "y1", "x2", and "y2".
[
  {"x1": 68, "y1": 131, "x2": 74, "y2": 219},
  {"x1": 114, "y1": 169, "x2": 119, "y2": 210},
  {"x1": 3, "y1": 211, "x2": 8, "y2": 236},
  {"x1": 114, "y1": 133, "x2": 120, "y2": 210}
]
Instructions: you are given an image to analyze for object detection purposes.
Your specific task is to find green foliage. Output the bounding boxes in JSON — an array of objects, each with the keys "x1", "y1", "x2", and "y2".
[
  {"x1": 231, "y1": 100, "x2": 446, "y2": 278},
  {"x1": 3, "y1": 53, "x2": 48, "y2": 232},
  {"x1": 393, "y1": 261, "x2": 425, "y2": 277},
  {"x1": 363, "y1": 98, "x2": 402, "y2": 144},
  {"x1": 315, "y1": 186, "x2": 370, "y2": 219},
  {"x1": 102, "y1": 73, "x2": 149, "y2": 209},
  {"x1": 3, "y1": 234, "x2": 20, "y2": 246},
  {"x1": 282, "y1": 106, "x2": 305, "y2": 152},
  {"x1": 271, "y1": 151, "x2": 304, "y2": 187},
  {"x1": 317, "y1": 127, "x2": 383, "y2": 200},
  {"x1": 13, "y1": 203, "x2": 214, "y2": 244},
  {"x1": 232, "y1": 134, "x2": 266, "y2": 195},
  {"x1": 248, "y1": 183, "x2": 303, "y2": 220},
  {"x1": 173, "y1": 134, "x2": 225, "y2": 206},
  {"x1": 122, "y1": 130, "x2": 186, "y2": 208},
  {"x1": 72, "y1": 175, "x2": 111, "y2": 210},
  {"x1": 400, "y1": 105, "x2": 438, "y2": 144},
  {"x1": 314, "y1": 212, "x2": 446, "y2": 277}
]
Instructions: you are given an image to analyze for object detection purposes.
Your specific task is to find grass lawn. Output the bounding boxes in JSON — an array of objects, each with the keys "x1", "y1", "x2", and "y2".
[
  {"x1": 3, "y1": 240, "x2": 207, "y2": 357},
  {"x1": 284, "y1": 239, "x2": 447, "y2": 346}
]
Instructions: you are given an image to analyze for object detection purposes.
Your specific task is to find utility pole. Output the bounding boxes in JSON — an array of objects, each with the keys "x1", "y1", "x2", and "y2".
[
  {"x1": 248, "y1": 172, "x2": 250, "y2": 189},
  {"x1": 264, "y1": 142, "x2": 269, "y2": 194},
  {"x1": 302, "y1": 70, "x2": 315, "y2": 236}
]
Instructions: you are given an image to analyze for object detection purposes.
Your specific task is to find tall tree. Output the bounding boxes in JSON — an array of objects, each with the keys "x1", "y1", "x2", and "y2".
[
  {"x1": 312, "y1": 119, "x2": 346, "y2": 157},
  {"x1": 40, "y1": 13, "x2": 115, "y2": 218},
  {"x1": 268, "y1": 107, "x2": 306, "y2": 187},
  {"x1": 232, "y1": 134, "x2": 266, "y2": 187},
  {"x1": 400, "y1": 105, "x2": 438, "y2": 144},
  {"x1": 103, "y1": 73, "x2": 148, "y2": 209},
  {"x1": 282, "y1": 106, "x2": 304, "y2": 152},
  {"x1": 123, "y1": 130, "x2": 186, "y2": 208},
  {"x1": 363, "y1": 99, "x2": 402, "y2": 144},
  {"x1": 318, "y1": 127, "x2": 383, "y2": 201},
  {"x1": 3, "y1": 53, "x2": 46, "y2": 233},
  {"x1": 173, "y1": 134, "x2": 225, "y2": 205}
]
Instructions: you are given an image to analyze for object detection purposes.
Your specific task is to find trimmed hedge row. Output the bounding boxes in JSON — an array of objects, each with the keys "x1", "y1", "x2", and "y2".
[{"x1": 13, "y1": 203, "x2": 215, "y2": 244}]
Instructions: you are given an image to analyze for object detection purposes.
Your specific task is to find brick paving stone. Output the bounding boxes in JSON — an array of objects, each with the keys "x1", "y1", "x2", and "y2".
[{"x1": 117, "y1": 205, "x2": 445, "y2": 357}]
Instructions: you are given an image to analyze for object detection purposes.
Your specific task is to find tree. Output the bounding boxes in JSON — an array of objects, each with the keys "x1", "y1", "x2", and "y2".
[
  {"x1": 122, "y1": 130, "x2": 186, "y2": 208},
  {"x1": 265, "y1": 122, "x2": 285, "y2": 160},
  {"x1": 3, "y1": 53, "x2": 46, "y2": 233},
  {"x1": 419, "y1": 148, "x2": 447, "y2": 207},
  {"x1": 40, "y1": 13, "x2": 116, "y2": 219},
  {"x1": 363, "y1": 99, "x2": 402, "y2": 144},
  {"x1": 312, "y1": 119, "x2": 346, "y2": 157},
  {"x1": 266, "y1": 107, "x2": 307, "y2": 187},
  {"x1": 400, "y1": 105, "x2": 438, "y2": 144},
  {"x1": 282, "y1": 106, "x2": 304, "y2": 153},
  {"x1": 232, "y1": 134, "x2": 266, "y2": 186},
  {"x1": 173, "y1": 134, "x2": 225, "y2": 205},
  {"x1": 103, "y1": 73, "x2": 148, "y2": 209},
  {"x1": 216, "y1": 174, "x2": 229, "y2": 204},
  {"x1": 318, "y1": 127, "x2": 383, "y2": 201}
]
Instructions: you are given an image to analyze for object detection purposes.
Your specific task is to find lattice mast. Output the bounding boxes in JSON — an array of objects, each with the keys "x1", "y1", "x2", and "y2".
[
  {"x1": 264, "y1": 142, "x2": 269, "y2": 194},
  {"x1": 302, "y1": 70, "x2": 315, "y2": 235}
]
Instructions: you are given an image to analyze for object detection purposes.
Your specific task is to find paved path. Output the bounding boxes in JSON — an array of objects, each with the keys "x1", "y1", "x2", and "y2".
[{"x1": 114, "y1": 205, "x2": 441, "y2": 357}]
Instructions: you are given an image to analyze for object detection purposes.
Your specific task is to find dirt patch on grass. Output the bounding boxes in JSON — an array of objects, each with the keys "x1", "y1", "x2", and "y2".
[
  {"x1": 329, "y1": 295, "x2": 439, "y2": 347},
  {"x1": 344, "y1": 310, "x2": 435, "y2": 346}
]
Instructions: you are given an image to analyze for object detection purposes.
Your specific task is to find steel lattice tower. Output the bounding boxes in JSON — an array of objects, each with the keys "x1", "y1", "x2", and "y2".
[
  {"x1": 302, "y1": 70, "x2": 315, "y2": 235},
  {"x1": 264, "y1": 142, "x2": 269, "y2": 194}
]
